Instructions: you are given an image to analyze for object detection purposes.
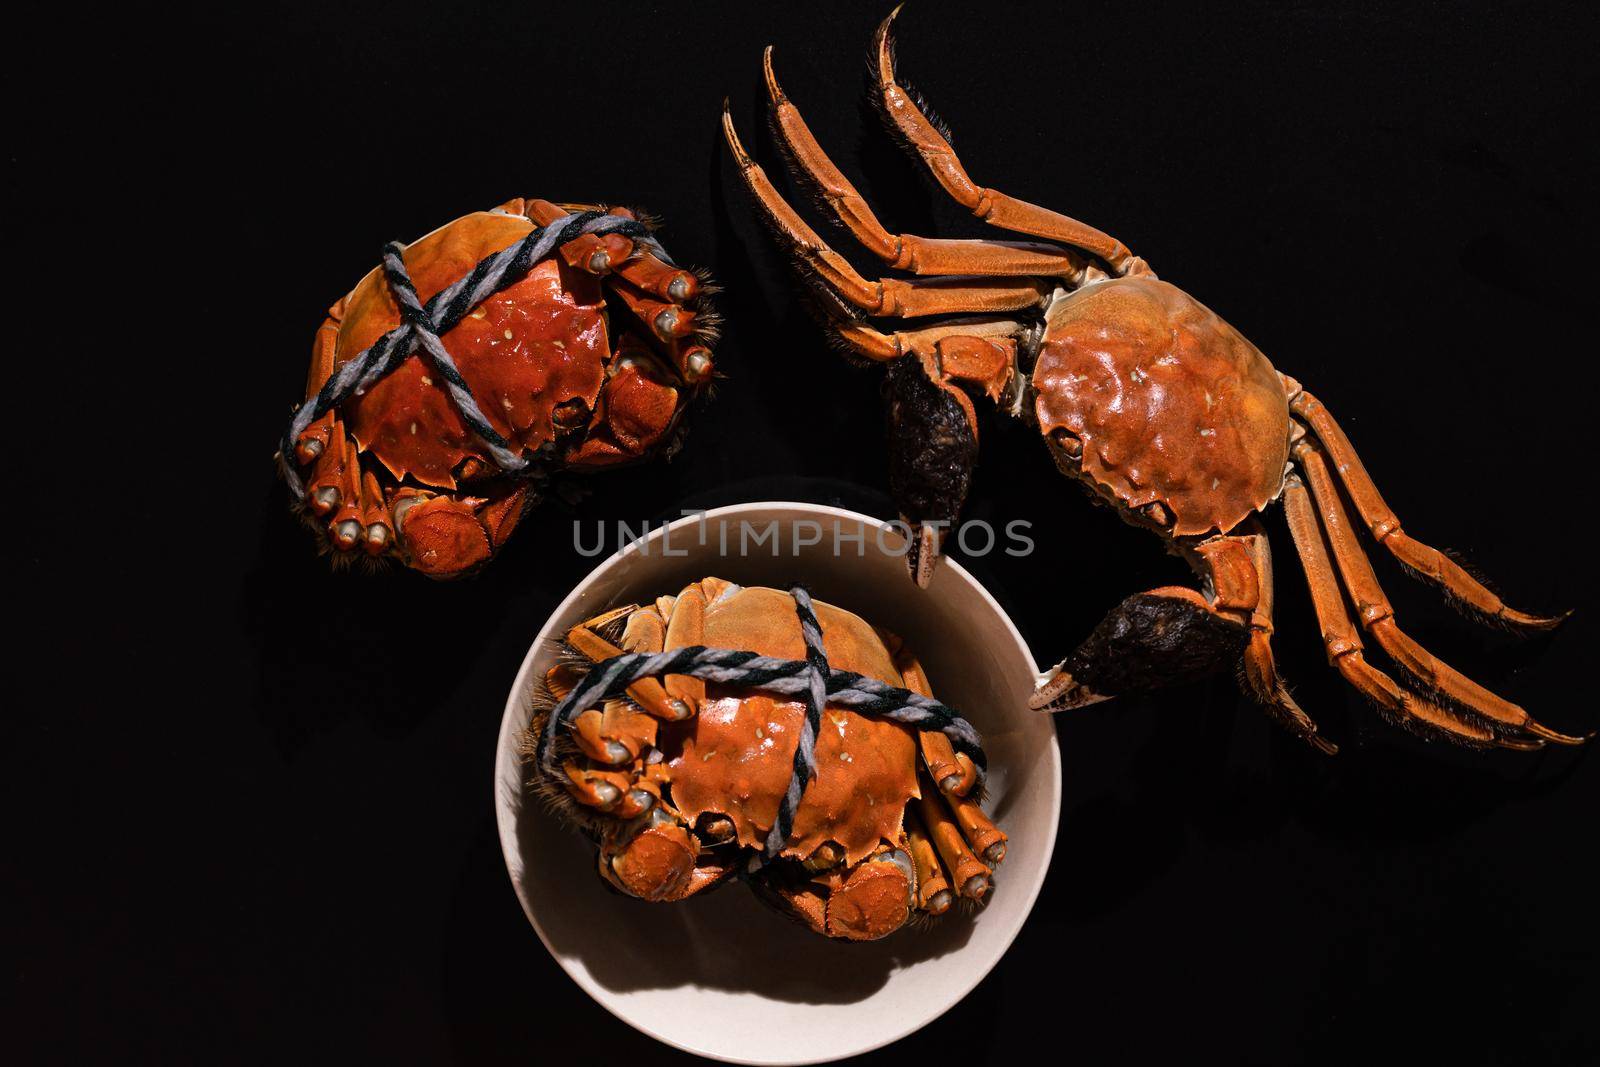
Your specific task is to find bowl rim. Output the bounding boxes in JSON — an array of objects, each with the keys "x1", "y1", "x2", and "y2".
[{"x1": 493, "y1": 501, "x2": 1061, "y2": 1065}]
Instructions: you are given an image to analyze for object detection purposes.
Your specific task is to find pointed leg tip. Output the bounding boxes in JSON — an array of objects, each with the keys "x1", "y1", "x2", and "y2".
[
  {"x1": 720, "y1": 106, "x2": 751, "y2": 163},
  {"x1": 762, "y1": 46, "x2": 787, "y2": 104},
  {"x1": 875, "y1": 7, "x2": 901, "y2": 70},
  {"x1": 1525, "y1": 720, "x2": 1590, "y2": 746},
  {"x1": 1310, "y1": 735, "x2": 1340, "y2": 756},
  {"x1": 1504, "y1": 606, "x2": 1572, "y2": 632}
]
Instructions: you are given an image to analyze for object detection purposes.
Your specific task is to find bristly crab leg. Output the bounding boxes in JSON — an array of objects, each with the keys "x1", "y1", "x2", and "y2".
[
  {"x1": 1277, "y1": 475, "x2": 1546, "y2": 748},
  {"x1": 1198, "y1": 530, "x2": 1338, "y2": 754},
  {"x1": 564, "y1": 606, "x2": 694, "y2": 723},
  {"x1": 1290, "y1": 387, "x2": 1567, "y2": 632},
  {"x1": 1294, "y1": 439, "x2": 1584, "y2": 746},
  {"x1": 870, "y1": 5, "x2": 1137, "y2": 274},
  {"x1": 722, "y1": 105, "x2": 1051, "y2": 319},
  {"x1": 762, "y1": 46, "x2": 1089, "y2": 281}
]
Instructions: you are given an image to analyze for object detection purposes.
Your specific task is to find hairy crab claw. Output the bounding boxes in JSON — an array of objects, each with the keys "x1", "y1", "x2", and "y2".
[{"x1": 885, "y1": 355, "x2": 979, "y2": 588}]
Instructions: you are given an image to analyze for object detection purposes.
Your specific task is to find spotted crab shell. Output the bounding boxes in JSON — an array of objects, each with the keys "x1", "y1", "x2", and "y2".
[
  {"x1": 662, "y1": 582, "x2": 920, "y2": 866},
  {"x1": 332, "y1": 208, "x2": 613, "y2": 489},
  {"x1": 1032, "y1": 276, "x2": 1291, "y2": 537}
]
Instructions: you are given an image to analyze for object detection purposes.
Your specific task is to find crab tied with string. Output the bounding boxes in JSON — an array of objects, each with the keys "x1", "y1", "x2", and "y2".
[
  {"x1": 523, "y1": 579, "x2": 1007, "y2": 941},
  {"x1": 280, "y1": 198, "x2": 718, "y2": 578}
]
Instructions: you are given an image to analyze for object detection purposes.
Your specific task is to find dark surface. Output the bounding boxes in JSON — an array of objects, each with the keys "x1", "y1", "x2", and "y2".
[{"x1": 13, "y1": 1, "x2": 1599, "y2": 1063}]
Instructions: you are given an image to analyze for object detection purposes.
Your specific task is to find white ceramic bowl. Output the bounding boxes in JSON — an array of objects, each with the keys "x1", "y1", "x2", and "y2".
[{"x1": 494, "y1": 503, "x2": 1060, "y2": 1064}]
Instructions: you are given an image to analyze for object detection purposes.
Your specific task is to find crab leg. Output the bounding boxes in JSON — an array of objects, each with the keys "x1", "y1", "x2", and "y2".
[
  {"x1": 527, "y1": 199, "x2": 712, "y2": 384},
  {"x1": 947, "y1": 792, "x2": 1007, "y2": 865},
  {"x1": 328, "y1": 432, "x2": 365, "y2": 551},
  {"x1": 298, "y1": 303, "x2": 350, "y2": 517},
  {"x1": 549, "y1": 662, "x2": 656, "y2": 767},
  {"x1": 523, "y1": 198, "x2": 636, "y2": 274},
  {"x1": 560, "y1": 758, "x2": 637, "y2": 811},
  {"x1": 570, "y1": 699, "x2": 659, "y2": 766},
  {"x1": 660, "y1": 582, "x2": 708, "y2": 712},
  {"x1": 762, "y1": 47, "x2": 1089, "y2": 281},
  {"x1": 565, "y1": 605, "x2": 694, "y2": 722},
  {"x1": 293, "y1": 302, "x2": 344, "y2": 465},
  {"x1": 1289, "y1": 388, "x2": 1565, "y2": 632},
  {"x1": 304, "y1": 421, "x2": 350, "y2": 519},
  {"x1": 1281, "y1": 475, "x2": 1550, "y2": 749},
  {"x1": 292, "y1": 297, "x2": 404, "y2": 562},
  {"x1": 870, "y1": 7, "x2": 1136, "y2": 273},
  {"x1": 548, "y1": 613, "x2": 669, "y2": 819},
  {"x1": 835, "y1": 317, "x2": 1022, "y2": 399},
  {"x1": 904, "y1": 808, "x2": 954, "y2": 914},
  {"x1": 723, "y1": 106, "x2": 1051, "y2": 319},
  {"x1": 897, "y1": 650, "x2": 977, "y2": 795},
  {"x1": 1294, "y1": 439, "x2": 1582, "y2": 745},
  {"x1": 612, "y1": 245, "x2": 700, "y2": 304},
  {"x1": 1196, "y1": 530, "x2": 1337, "y2": 754},
  {"x1": 900, "y1": 651, "x2": 1004, "y2": 875},
  {"x1": 548, "y1": 589, "x2": 733, "y2": 901},
  {"x1": 610, "y1": 287, "x2": 713, "y2": 385},
  {"x1": 357, "y1": 469, "x2": 392, "y2": 556},
  {"x1": 612, "y1": 277, "x2": 699, "y2": 342},
  {"x1": 916, "y1": 788, "x2": 990, "y2": 900}
]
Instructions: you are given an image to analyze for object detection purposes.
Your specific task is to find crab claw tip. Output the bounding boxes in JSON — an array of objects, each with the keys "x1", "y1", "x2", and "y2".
[
  {"x1": 1028, "y1": 663, "x2": 1112, "y2": 712},
  {"x1": 901, "y1": 522, "x2": 942, "y2": 587}
]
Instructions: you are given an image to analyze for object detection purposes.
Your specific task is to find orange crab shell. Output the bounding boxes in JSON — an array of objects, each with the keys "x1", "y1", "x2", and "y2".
[
  {"x1": 662, "y1": 584, "x2": 921, "y2": 866},
  {"x1": 331, "y1": 202, "x2": 682, "y2": 490},
  {"x1": 1033, "y1": 276, "x2": 1291, "y2": 537}
]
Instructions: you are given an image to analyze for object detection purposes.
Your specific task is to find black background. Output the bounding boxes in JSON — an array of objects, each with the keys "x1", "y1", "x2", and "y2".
[{"x1": 13, "y1": 1, "x2": 1599, "y2": 1063}]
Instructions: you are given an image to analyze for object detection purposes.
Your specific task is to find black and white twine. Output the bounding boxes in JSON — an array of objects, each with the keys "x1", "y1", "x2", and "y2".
[
  {"x1": 280, "y1": 208, "x2": 673, "y2": 498},
  {"x1": 535, "y1": 585, "x2": 987, "y2": 868}
]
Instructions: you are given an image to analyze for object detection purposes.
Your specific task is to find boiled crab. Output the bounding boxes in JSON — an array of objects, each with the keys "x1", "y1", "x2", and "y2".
[
  {"x1": 723, "y1": 9, "x2": 1583, "y2": 752},
  {"x1": 524, "y1": 578, "x2": 1006, "y2": 941},
  {"x1": 285, "y1": 198, "x2": 715, "y2": 577}
]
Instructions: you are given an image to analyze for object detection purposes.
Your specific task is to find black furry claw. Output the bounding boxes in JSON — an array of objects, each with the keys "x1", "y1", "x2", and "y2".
[
  {"x1": 884, "y1": 357, "x2": 977, "y2": 586},
  {"x1": 1035, "y1": 591, "x2": 1250, "y2": 709}
]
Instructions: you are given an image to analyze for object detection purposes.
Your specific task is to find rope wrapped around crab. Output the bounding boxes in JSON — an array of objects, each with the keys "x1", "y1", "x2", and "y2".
[
  {"x1": 723, "y1": 8, "x2": 1588, "y2": 753},
  {"x1": 281, "y1": 198, "x2": 717, "y2": 577},
  {"x1": 522, "y1": 578, "x2": 1006, "y2": 942}
]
